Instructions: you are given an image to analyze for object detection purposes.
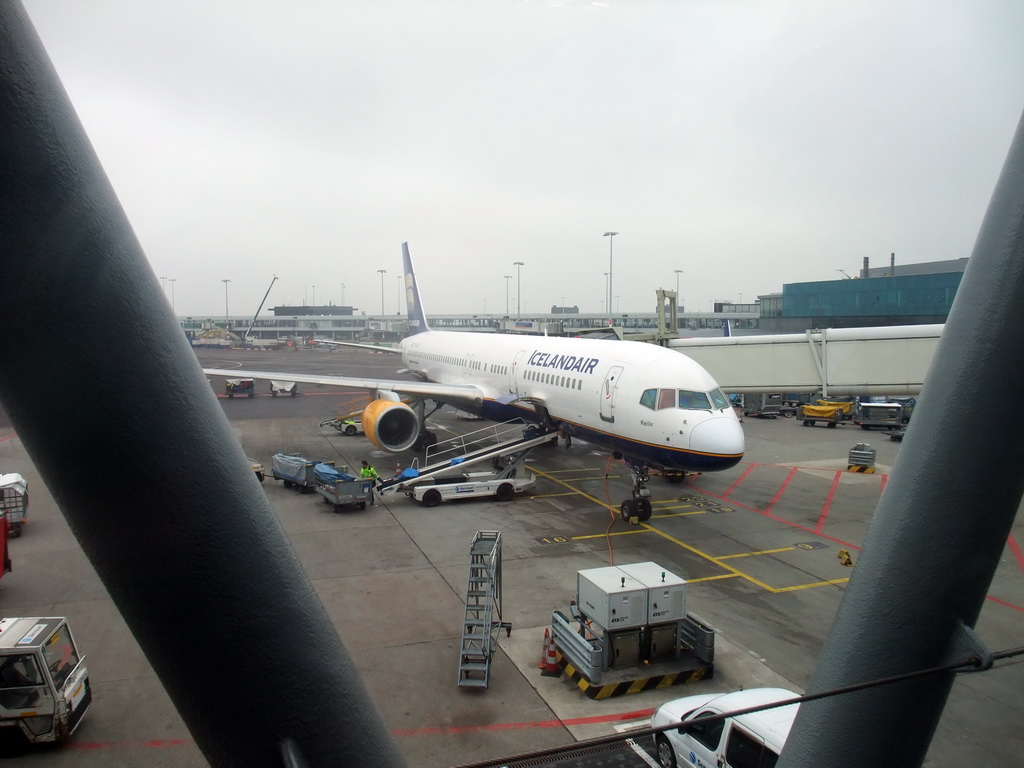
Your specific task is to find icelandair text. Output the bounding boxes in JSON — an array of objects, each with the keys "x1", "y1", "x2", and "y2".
[{"x1": 528, "y1": 351, "x2": 599, "y2": 374}]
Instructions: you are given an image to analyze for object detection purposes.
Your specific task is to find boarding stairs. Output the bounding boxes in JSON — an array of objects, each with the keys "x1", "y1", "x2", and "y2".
[
  {"x1": 457, "y1": 531, "x2": 510, "y2": 688},
  {"x1": 377, "y1": 421, "x2": 555, "y2": 497}
]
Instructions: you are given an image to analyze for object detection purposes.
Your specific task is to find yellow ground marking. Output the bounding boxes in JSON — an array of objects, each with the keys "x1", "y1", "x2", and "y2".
[
  {"x1": 652, "y1": 509, "x2": 707, "y2": 519},
  {"x1": 530, "y1": 464, "x2": 848, "y2": 593},
  {"x1": 526, "y1": 464, "x2": 620, "y2": 512},
  {"x1": 572, "y1": 529, "x2": 651, "y2": 541},
  {"x1": 718, "y1": 547, "x2": 795, "y2": 560}
]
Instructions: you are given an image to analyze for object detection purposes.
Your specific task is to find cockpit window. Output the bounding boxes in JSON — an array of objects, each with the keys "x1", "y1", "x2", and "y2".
[
  {"x1": 640, "y1": 389, "x2": 657, "y2": 410},
  {"x1": 658, "y1": 389, "x2": 676, "y2": 409},
  {"x1": 678, "y1": 390, "x2": 712, "y2": 410},
  {"x1": 709, "y1": 388, "x2": 729, "y2": 409}
]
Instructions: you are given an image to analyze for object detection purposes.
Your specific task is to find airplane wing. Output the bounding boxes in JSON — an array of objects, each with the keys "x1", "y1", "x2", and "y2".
[
  {"x1": 202, "y1": 368, "x2": 484, "y2": 406},
  {"x1": 310, "y1": 339, "x2": 402, "y2": 354}
]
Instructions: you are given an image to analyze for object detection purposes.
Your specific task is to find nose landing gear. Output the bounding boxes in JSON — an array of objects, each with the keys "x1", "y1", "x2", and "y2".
[{"x1": 619, "y1": 458, "x2": 654, "y2": 524}]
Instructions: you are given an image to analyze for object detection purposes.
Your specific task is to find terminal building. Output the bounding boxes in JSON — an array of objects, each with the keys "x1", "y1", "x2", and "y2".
[
  {"x1": 182, "y1": 256, "x2": 968, "y2": 345},
  {"x1": 757, "y1": 255, "x2": 967, "y2": 333}
]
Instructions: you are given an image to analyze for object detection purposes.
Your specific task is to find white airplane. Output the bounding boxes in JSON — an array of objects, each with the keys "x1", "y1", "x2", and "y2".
[{"x1": 203, "y1": 243, "x2": 744, "y2": 521}]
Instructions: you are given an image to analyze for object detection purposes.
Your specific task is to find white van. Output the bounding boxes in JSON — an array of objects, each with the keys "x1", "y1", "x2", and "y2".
[{"x1": 651, "y1": 687, "x2": 800, "y2": 768}]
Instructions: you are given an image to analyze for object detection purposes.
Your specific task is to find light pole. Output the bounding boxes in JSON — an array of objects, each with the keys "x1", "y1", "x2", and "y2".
[
  {"x1": 396, "y1": 275, "x2": 402, "y2": 315},
  {"x1": 503, "y1": 275, "x2": 511, "y2": 315},
  {"x1": 169, "y1": 279, "x2": 176, "y2": 312},
  {"x1": 221, "y1": 279, "x2": 231, "y2": 329},
  {"x1": 341, "y1": 283, "x2": 346, "y2": 306},
  {"x1": 312, "y1": 285, "x2": 316, "y2": 306},
  {"x1": 603, "y1": 231, "x2": 618, "y2": 317},
  {"x1": 675, "y1": 269, "x2": 684, "y2": 297},
  {"x1": 377, "y1": 269, "x2": 387, "y2": 315},
  {"x1": 513, "y1": 261, "x2": 524, "y2": 318},
  {"x1": 603, "y1": 272, "x2": 610, "y2": 315}
]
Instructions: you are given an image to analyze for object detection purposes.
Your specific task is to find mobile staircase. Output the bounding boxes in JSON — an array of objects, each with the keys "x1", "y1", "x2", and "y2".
[
  {"x1": 376, "y1": 421, "x2": 555, "y2": 499},
  {"x1": 457, "y1": 531, "x2": 510, "y2": 688}
]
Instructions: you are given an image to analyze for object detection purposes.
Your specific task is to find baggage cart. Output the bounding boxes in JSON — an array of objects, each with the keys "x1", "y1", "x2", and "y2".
[
  {"x1": 269, "y1": 380, "x2": 298, "y2": 397},
  {"x1": 224, "y1": 378, "x2": 255, "y2": 398},
  {"x1": 797, "y1": 404, "x2": 846, "y2": 428},
  {"x1": 313, "y1": 464, "x2": 374, "y2": 511},
  {"x1": 271, "y1": 453, "x2": 334, "y2": 493},
  {"x1": 0, "y1": 474, "x2": 28, "y2": 537}
]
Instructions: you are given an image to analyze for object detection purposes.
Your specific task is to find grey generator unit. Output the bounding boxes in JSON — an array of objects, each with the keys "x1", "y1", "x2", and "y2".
[
  {"x1": 617, "y1": 561, "x2": 687, "y2": 624},
  {"x1": 576, "y1": 567, "x2": 648, "y2": 631}
]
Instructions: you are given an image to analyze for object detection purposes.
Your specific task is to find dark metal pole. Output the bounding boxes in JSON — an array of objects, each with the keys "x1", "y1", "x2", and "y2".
[
  {"x1": 0, "y1": 5, "x2": 406, "y2": 767},
  {"x1": 780, "y1": 108, "x2": 1024, "y2": 766}
]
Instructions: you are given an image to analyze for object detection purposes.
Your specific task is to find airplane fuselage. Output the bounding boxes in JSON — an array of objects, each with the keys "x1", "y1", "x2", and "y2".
[{"x1": 402, "y1": 330, "x2": 744, "y2": 473}]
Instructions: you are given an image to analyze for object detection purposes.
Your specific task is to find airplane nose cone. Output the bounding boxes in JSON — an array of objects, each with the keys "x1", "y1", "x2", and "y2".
[{"x1": 690, "y1": 417, "x2": 745, "y2": 459}]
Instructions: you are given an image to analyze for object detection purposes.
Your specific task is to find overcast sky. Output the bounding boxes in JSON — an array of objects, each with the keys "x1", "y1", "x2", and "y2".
[{"x1": 21, "y1": 1, "x2": 1024, "y2": 319}]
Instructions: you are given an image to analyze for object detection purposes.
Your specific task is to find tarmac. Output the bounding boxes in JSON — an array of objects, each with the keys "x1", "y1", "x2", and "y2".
[{"x1": 0, "y1": 345, "x2": 1021, "y2": 767}]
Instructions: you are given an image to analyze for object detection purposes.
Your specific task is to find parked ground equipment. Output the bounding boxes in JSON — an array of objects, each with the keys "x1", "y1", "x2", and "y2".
[
  {"x1": 406, "y1": 467, "x2": 535, "y2": 507},
  {"x1": 797, "y1": 403, "x2": 847, "y2": 428},
  {"x1": 740, "y1": 392, "x2": 784, "y2": 418},
  {"x1": 0, "y1": 617, "x2": 91, "y2": 744},
  {"x1": 269, "y1": 380, "x2": 298, "y2": 397},
  {"x1": 320, "y1": 417, "x2": 363, "y2": 436},
  {"x1": 247, "y1": 458, "x2": 265, "y2": 483},
  {"x1": 0, "y1": 474, "x2": 28, "y2": 538},
  {"x1": 854, "y1": 402, "x2": 908, "y2": 430},
  {"x1": 313, "y1": 464, "x2": 374, "y2": 511},
  {"x1": 224, "y1": 378, "x2": 255, "y2": 398},
  {"x1": 271, "y1": 453, "x2": 334, "y2": 493},
  {"x1": 378, "y1": 421, "x2": 550, "y2": 507}
]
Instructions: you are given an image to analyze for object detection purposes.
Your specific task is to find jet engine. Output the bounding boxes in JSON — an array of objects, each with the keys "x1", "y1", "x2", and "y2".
[{"x1": 361, "y1": 394, "x2": 420, "y2": 452}]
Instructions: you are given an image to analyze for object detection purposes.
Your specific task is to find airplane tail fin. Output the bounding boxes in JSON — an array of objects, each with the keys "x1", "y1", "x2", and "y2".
[
  {"x1": 402, "y1": 242, "x2": 430, "y2": 335},
  {"x1": 723, "y1": 318, "x2": 732, "y2": 337}
]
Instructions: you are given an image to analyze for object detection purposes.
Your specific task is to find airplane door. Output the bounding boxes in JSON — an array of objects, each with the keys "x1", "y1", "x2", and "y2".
[
  {"x1": 510, "y1": 350, "x2": 526, "y2": 395},
  {"x1": 600, "y1": 365, "x2": 623, "y2": 423}
]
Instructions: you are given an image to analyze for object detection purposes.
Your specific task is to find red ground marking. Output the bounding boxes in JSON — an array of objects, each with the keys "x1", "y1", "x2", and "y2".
[
  {"x1": 762, "y1": 466, "x2": 798, "y2": 516},
  {"x1": 722, "y1": 463, "x2": 755, "y2": 498},
  {"x1": 0, "y1": 433, "x2": 16, "y2": 444},
  {"x1": 815, "y1": 471, "x2": 843, "y2": 534},
  {"x1": 984, "y1": 594, "x2": 1024, "y2": 614},
  {"x1": 691, "y1": 469, "x2": 862, "y2": 551}
]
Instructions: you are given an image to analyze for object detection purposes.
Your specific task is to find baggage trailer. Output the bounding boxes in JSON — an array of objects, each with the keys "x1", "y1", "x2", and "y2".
[
  {"x1": 271, "y1": 453, "x2": 335, "y2": 493},
  {"x1": 224, "y1": 378, "x2": 255, "y2": 398},
  {"x1": 0, "y1": 474, "x2": 28, "y2": 537},
  {"x1": 269, "y1": 380, "x2": 298, "y2": 397},
  {"x1": 797, "y1": 403, "x2": 847, "y2": 428},
  {"x1": 740, "y1": 393, "x2": 784, "y2": 418},
  {"x1": 0, "y1": 617, "x2": 91, "y2": 744},
  {"x1": 313, "y1": 464, "x2": 374, "y2": 511},
  {"x1": 854, "y1": 402, "x2": 907, "y2": 430}
]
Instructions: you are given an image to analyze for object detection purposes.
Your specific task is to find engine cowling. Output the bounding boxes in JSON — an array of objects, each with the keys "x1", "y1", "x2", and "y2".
[{"x1": 361, "y1": 398, "x2": 421, "y2": 452}]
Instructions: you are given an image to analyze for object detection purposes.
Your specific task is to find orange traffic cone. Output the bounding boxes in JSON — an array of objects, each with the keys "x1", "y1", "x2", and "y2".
[
  {"x1": 538, "y1": 628, "x2": 550, "y2": 669},
  {"x1": 540, "y1": 631, "x2": 560, "y2": 677}
]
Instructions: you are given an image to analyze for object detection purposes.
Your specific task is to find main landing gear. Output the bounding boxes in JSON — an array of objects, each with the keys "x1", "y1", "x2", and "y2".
[{"x1": 618, "y1": 457, "x2": 653, "y2": 524}]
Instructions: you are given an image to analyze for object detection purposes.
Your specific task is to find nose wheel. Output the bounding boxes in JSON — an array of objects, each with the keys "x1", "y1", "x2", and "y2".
[{"x1": 619, "y1": 459, "x2": 654, "y2": 524}]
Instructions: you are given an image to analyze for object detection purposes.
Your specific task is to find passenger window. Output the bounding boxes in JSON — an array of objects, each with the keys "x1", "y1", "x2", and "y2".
[
  {"x1": 724, "y1": 727, "x2": 778, "y2": 768},
  {"x1": 640, "y1": 389, "x2": 657, "y2": 409},
  {"x1": 657, "y1": 389, "x2": 676, "y2": 409},
  {"x1": 685, "y1": 711, "x2": 724, "y2": 751}
]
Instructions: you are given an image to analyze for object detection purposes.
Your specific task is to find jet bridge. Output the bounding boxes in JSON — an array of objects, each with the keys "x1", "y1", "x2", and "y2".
[{"x1": 670, "y1": 324, "x2": 942, "y2": 397}]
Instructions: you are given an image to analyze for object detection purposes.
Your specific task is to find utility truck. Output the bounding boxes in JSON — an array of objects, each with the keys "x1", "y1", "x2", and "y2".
[{"x1": 0, "y1": 617, "x2": 91, "y2": 744}]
